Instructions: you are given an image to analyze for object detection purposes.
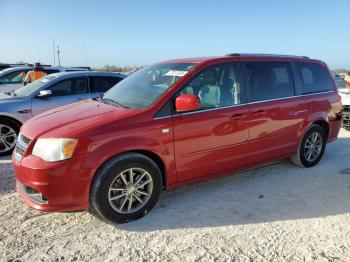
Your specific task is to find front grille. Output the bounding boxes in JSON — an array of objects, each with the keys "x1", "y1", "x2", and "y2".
[
  {"x1": 21, "y1": 135, "x2": 31, "y2": 144},
  {"x1": 343, "y1": 105, "x2": 350, "y2": 113},
  {"x1": 15, "y1": 133, "x2": 31, "y2": 160},
  {"x1": 343, "y1": 119, "x2": 350, "y2": 127}
]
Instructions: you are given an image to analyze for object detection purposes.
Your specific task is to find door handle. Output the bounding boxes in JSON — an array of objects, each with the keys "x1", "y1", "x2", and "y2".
[
  {"x1": 230, "y1": 113, "x2": 246, "y2": 120},
  {"x1": 252, "y1": 109, "x2": 267, "y2": 115}
]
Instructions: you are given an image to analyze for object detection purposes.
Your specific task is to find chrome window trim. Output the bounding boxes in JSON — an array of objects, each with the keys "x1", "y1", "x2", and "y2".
[{"x1": 153, "y1": 90, "x2": 335, "y2": 119}]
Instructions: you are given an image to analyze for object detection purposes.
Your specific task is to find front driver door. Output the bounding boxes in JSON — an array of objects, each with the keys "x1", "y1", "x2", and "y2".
[
  {"x1": 31, "y1": 76, "x2": 90, "y2": 115},
  {"x1": 173, "y1": 62, "x2": 249, "y2": 183}
]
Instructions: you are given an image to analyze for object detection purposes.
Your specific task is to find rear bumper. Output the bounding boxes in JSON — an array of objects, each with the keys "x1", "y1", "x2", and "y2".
[
  {"x1": 328, "y1": 118, "x2": 342, "y2": 143},
  {"x1": 13, "y1": 154, "x2": 90, "y2": 212}
]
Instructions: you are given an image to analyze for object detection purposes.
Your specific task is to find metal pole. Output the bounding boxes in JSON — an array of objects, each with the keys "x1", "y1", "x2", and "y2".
[{"x1": 57, "y1": 46, "x2": 61, "y2": 66}]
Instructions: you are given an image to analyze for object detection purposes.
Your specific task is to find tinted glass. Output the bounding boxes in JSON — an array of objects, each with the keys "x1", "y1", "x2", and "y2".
[
  {"x1": 245, "y1": 62, "x2": 294, "y2": 102},
  {"x1": 178, "y1": 62, "x2": 242, "y2": 109},
  {"x1": 103, "y1": 63, "x2": 196, "y2": 109},
  {"x1": 296, "y1": 62, "x2": 333, "y2": 94},
  {"x1": 91, "y1": 76, "x2": 122, "y2": 93},
  {"x1": 0, "y1": 70, "x2": 28, "y2": 84},
  {"x1": 74, "y1": 77, "x2": 88, "y2": 94},
  {"x1": 49, "y1": 79, "x2": 73, "y2": 96},
  {"x1": 48, "y1": 77, "x2": 88, "y2": 96}
]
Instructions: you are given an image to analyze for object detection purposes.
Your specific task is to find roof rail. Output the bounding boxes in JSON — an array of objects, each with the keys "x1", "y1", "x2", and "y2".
[{"x1": 225, "y1": 53, "x2": 309, "y2": 59}]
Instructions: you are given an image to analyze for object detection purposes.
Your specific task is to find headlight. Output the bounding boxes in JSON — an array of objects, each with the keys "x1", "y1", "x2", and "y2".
[{"x1": 32, "y1": 138, "x2": 78, "y2": 162}]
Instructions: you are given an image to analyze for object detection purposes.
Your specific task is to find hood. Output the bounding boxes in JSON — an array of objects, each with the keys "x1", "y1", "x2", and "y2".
[
  {"x1": 21, "y1": 100, "x2": 141, "y2": 139},
  {"x1": 0, "y1": 92, "x2": 29, "y2": 102},
  {"x1": 0, "y1": 83, "x2": 23, "y2": 93}
]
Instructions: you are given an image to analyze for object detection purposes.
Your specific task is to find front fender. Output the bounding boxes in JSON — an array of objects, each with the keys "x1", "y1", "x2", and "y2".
[{"x1": 81, "y1": 135, "x2": 176, "y2": 187}]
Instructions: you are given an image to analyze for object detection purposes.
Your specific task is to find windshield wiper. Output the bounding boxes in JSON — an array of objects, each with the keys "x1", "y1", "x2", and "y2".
[{"x1": 101, "y1": 98, "x2": 129, "y2": 109}]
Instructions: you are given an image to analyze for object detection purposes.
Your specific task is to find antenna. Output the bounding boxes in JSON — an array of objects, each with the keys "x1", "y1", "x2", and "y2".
[
  {"x1": 57, "y1": 45, "x2": 61, "y2": 66},
  {"x1": 53, "y1": 38, "x2": 56, "y2": 66}
]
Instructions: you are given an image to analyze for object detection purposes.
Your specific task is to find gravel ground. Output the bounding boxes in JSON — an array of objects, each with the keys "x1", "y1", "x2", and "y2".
[{"x1": 1, "y1": 129, "x2": 350, "y2": 261}]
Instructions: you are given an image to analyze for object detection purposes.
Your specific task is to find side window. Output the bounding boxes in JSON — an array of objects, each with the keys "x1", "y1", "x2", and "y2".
[
  {"x1": 0, "y1": 70, "x2": 28, "y2": 84},
  {"x1": 296, "y1": 62, "x2": 333, "y2": 94},
  {"x1": 48, "y1": 79, "x2": 74, "y2": 96},
  {"x1": 91, "y1": 76, "x2": 121, "y2": 93},
  {"x1": 178, "y1": 63, "x2": 242, "y2": 110},
  {"x1": 48, "y1": 77, "x2": 88, "y2": 96},
  {"x1": 245, "y1": 62, "x2": 294, "y2": 102},
  {"x1": 73, "y1": 77, "x2": 88, "y2": 94}
]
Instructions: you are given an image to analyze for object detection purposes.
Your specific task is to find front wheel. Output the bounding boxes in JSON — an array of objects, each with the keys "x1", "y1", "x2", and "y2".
[
  {"x1": 0, "y1": 119, "x2": 20, "y2": 156},
  {"x1": 90, "y1": 153, "x2": 162, "y2": 223},
  {"x1": 290, "y1": 124, "x2": 326, "y2": 168}
]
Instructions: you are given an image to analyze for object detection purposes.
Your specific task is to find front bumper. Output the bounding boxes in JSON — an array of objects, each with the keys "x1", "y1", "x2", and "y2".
[{"x1": 12, "y1": 153, "x2": 90, "y2": 212}]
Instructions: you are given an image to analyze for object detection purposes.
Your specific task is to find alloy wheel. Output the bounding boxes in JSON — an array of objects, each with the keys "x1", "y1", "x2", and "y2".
[
  {"x1": 304, "y1": 131, "x2": 322, "y2": 162},
  {"x1": 0, "y1": 124, "x2": 17, "y2": 153},
  {"x1": 108, "y1": 168, "x2": 153, "y2": 214}
]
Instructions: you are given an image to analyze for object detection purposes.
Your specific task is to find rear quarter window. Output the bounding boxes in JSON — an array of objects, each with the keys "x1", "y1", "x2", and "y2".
[
  {"x1": 295, "y1": 62, "x2": 334, "y2": 94},
  {"x1": 91, "y1": 76, "x2": 122, "y2": 93}
]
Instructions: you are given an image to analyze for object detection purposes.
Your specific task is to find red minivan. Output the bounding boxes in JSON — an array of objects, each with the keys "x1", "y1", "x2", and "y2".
[{"x1": 12, "y1": 54, "x2": 342, "y2": 223}]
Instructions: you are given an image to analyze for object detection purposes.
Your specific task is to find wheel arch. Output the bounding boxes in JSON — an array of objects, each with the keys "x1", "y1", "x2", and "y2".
[
  {"x1": 0, "y1": 115, "x2": 23, "y2": 128},
  {"x1": 300, "y1": 111, "x2": 330, "y2": 139},
  {"x1": 88, "y1": 147, "x2": 170, "y2": 191},
  {"x1": 312, "y1": 119, "x2": 329, "y2": 139},
  {"x1": 130, "y1": 150, "x2": 167, "y2": 188}
]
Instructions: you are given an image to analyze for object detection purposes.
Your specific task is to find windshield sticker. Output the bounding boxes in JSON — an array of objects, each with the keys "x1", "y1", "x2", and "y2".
[
  {"x1": 164, "y1": 70, "x2": 188, "y2": 77},
  {"x1": 41, "y1": 79, "x2": 50, "y2": 83}
]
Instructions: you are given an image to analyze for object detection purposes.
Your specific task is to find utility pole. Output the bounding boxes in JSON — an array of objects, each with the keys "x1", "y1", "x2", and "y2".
[
  {"x1": 57, "y1": 45, "x2": 61, "y2": 66},
  {"x1": 53, "y1": 39, "x2": 56, "y2": 66}
]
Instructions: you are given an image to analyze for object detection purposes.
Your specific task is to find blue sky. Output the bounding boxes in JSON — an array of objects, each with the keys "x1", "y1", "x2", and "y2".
[{"x1": 0, "y1": 0, "x2": 349, "y2": 68}]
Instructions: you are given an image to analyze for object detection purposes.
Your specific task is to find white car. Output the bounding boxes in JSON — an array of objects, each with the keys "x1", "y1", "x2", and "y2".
[
  {"x1": 336, "y1": 77, "x2": 350, "y2": 129},
  {"x1": 0, "y1": 66, "x2": 90, "y2": 93},
  {"x1": 0, "y1": 66, "x2": 31, "y2": 92}
]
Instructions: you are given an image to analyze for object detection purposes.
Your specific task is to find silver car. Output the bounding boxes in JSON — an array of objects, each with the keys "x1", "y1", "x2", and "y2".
[{"x1": 0, "y1": 71, "x2": 125, "y2": 155}]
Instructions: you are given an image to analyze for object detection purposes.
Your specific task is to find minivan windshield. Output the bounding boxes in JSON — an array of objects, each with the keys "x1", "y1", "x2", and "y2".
[
  {"x1": 102, "y1": 63, "x2": 196, "y2": 109},
  {"x1": 14, "y1": 75, "x2": 57, "y2": 96}
]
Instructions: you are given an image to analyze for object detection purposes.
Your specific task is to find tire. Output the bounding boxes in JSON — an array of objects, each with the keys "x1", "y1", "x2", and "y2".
[
  {"x1": 90, "y1": 153, "x2": 162, "y2": 224},
  {"x1": 0, "y1": 119, "x2": 20, "y2": 156},
  {"x1": 290, "y1": 124, "x2": 326, "y2": 168}
]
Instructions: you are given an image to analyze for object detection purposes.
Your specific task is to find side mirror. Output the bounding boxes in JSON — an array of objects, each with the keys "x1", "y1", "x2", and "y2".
[
  {"x1": 175, "y1": 94, "x2": 201, "y2": 112},
  {"x1": 37, "y1": 90, "x2": 52, "y2": 98}
]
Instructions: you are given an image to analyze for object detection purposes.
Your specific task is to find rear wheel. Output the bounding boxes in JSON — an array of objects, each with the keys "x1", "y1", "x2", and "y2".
[
  {"x1": 90, "y1": 153, "x2": 162, "y2": 223},
  {"x1": 290, "y1": 124, "x2": 326, "y2": 168},
  {"x1": 0, "y1": 119, "x2": 20, "y2": 156}
]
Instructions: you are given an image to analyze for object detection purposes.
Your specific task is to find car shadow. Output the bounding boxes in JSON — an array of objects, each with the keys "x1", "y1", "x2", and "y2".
[
  {"x1": 1, "y1": 135, "x2": 350, "y2": 231},
  {"x1": 120, "y1": 136, "x2": 350, "y2": 232}
]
